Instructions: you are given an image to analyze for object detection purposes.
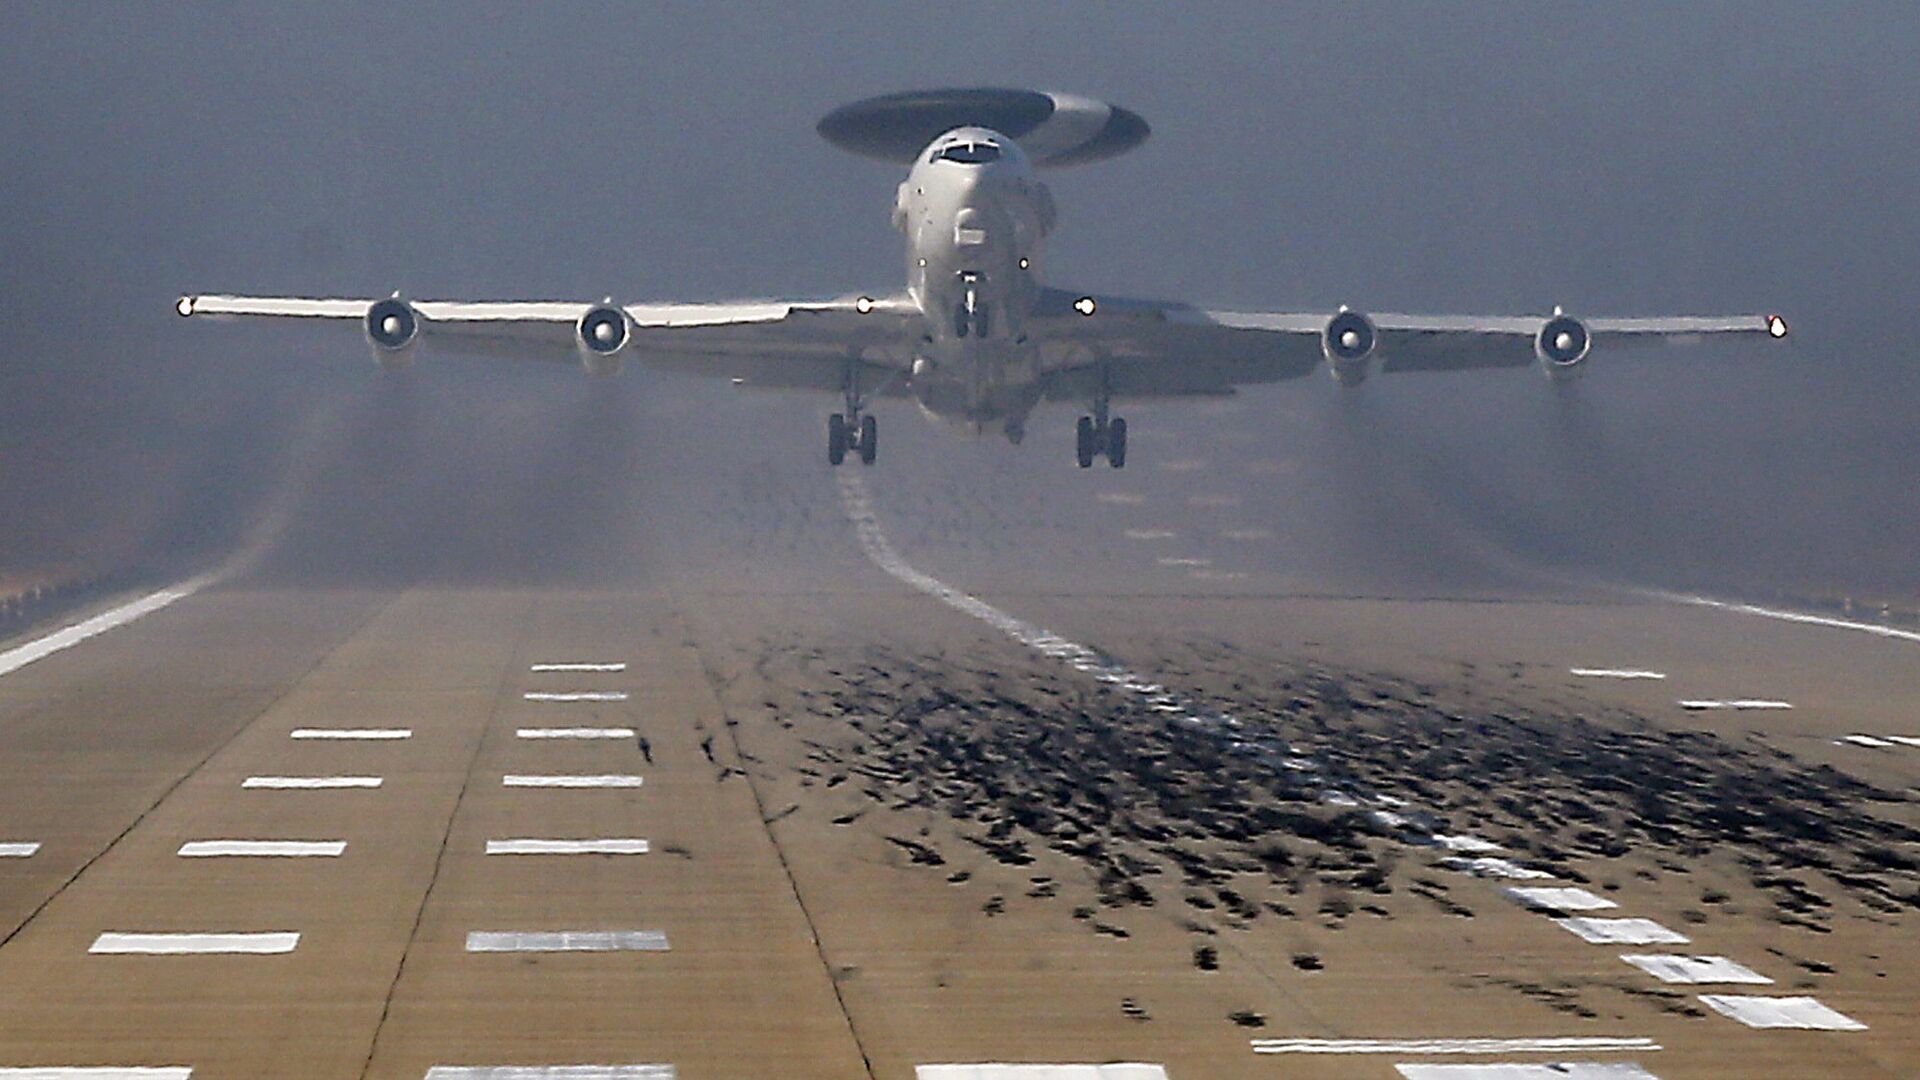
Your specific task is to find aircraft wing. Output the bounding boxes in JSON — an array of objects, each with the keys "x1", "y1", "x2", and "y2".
[
  {"x1": 1030, "y1": 287, "x2": 1789, "y2": 398},
  {"x1": 176, "y1": 292, "x2": 920, "y2": 391}
]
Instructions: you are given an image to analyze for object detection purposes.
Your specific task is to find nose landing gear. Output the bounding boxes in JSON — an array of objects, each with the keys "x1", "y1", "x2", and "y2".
[
  {"x1": 828, "y1": 412, "x2": 878, "y2": 466},
  {"x1": 1075, "y1": 414, "x2": 1126, "y2": 468}
]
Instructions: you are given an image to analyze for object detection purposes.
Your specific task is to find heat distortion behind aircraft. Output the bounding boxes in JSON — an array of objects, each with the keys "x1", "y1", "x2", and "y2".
[{"x1": 178, "y1": 87, "x2": 1789, "y2": 468}]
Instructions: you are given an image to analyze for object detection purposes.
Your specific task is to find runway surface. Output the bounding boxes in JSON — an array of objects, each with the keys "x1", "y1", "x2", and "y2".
[{"x1": 0, "y1": 375, "x2": 1913, "y2": 1079}]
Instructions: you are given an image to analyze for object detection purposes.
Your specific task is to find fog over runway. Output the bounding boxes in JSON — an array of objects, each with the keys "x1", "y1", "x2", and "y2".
[{"x1": 2, "y1": 5, "x2": 1918, "y2": 1079}]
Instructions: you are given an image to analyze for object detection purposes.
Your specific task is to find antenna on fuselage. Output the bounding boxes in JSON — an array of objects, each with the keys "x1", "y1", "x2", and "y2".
[{"x1": 817, "y1": 87, "x2": 1149, "y2": 167}]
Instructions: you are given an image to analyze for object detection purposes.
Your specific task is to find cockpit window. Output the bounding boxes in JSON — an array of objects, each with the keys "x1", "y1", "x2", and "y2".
[{"x1": 934, "y1": 141, "x2": 1002, "y2": 165}]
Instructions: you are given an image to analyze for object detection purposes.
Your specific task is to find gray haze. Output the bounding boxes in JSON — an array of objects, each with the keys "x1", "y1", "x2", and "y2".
[{"x1": 1, "y1": 2, "x2": 1915, "y2": 599}]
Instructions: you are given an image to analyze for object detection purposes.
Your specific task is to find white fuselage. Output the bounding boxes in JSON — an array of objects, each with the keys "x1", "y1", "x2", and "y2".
[{"x1": 893, "y1": 127, "x2": 1056, "y2": 437}]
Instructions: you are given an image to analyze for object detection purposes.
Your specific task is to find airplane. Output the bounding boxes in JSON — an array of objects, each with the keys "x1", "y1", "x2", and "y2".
[{"x1": 177, "y1": 87, "x2": 1789, "y2": 468}]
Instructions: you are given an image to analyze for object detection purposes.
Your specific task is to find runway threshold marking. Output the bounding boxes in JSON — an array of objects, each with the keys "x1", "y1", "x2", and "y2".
[
  {"x1": 426, "y1": 1060, "x2": 675, "y2": 1068},
  {"x1": 1696, "y1": 995, "x2": 1866, "y2": 1030},
  {"x1": 1551, "y1": 918, "x2": 1689, "y2": 945},
  {"x1": 1504, "y1": 887, "x2": 1615, "y2": 911},
  {"x1": 0, "y1": 575, "x2": 212, "y2": 680},
  {"x1": 464, "y1": 930, "x2": 668, "y2": 953},
  {"x1": 89, "y1": 932, "x2": 298, "y2": 955},
  {"x1": 515, "y1": 727, "x2": 635, "y2": 740},
  {"x1": 289, "y1": 728, "x2": 411, "y2": 740},
  {"x1": 484, "y1": 839, "x2": 649, "y2": 855},
  {"x1": 0, "y1": 1070, "x2": 194, "y2": 1079},
  {"x1": 501, "y1": 775, "x2": 643, "y2": 788},
  {"x1": 1619, "y1": 955, "x2": 1772, "y2": 985},
  {"x1": 428, "y1": 1060, "x2": 675, "y2": 1068},
  {"x1": 242, "y1": 776, "x2": 382, "y2": 789},
  {"x1": 529, "y1": 662, "x2": 628, "y2": 673},
  {"x1": 523, "y1": 691, "x2": 629, "y2": 702},
  {"x1": 1394, "y1": 1066, "x2": 1660, "y2": 1079},
  {"x1": 916, "y1": 1067, "x2": 1169, "y2": 1080},
  {"x1": 177, "y1": 840, "x2": 345, "y2": 857},
  {"x1": 1440, "y1": 856, "x2": 1553, "y2": 880},
  {"x1": 0, "y1": 843, "x2": 40, "y2": 858},
  {"x1": 1250, "y1": 1037, "x2": 1658, "y2": 1055}
]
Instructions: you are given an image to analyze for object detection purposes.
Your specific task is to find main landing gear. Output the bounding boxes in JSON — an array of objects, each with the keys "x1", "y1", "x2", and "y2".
[
  {"x1": 828, "y1": 412, "x2": 878, "y2": 466},
  {"x1": 1076, "y1": 414, "x2": 1127, "y2": 468}
]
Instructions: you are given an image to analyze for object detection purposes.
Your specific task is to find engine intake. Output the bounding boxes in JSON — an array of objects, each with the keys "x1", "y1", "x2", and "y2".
[
  {"x1": 364, "y1": 297, "x2": 420, "y2": 370},
  {"x1": 1323, "y1": 309, "x2": 1377, "y2": 386},
  {"x1": 576, "y1": 304, "x2": 631, "y2": 376},
  {"x1": 1535, "y1": 312, "x2": 1591, "y2": 380}
]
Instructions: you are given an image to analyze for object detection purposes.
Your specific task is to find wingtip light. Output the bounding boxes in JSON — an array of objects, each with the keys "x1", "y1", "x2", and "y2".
[
  {"x1": 855, "y1": 295, "x2": 875, "y2": 314},
  {"x1": 175, "y1": 296, "x2": 195, "y2": 317},
  {"x1": 1767, "y1": 314, "x2": 1789, "y2": 339},
  {"x1": 1073, "y1": 296, "x2": 1097, "y2": 317}
]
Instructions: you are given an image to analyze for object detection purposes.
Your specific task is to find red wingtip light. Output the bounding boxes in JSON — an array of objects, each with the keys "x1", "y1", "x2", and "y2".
[{"x1": 1767, "y1": 314, "x2": 1789, "y2": 339}]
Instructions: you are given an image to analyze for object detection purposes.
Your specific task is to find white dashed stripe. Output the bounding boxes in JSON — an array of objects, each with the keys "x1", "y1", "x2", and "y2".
[
  {"x1": 485, "y1": 839, "x2": 649, "y2": 856},
  {"x1": 1122, "y1": 529, "x2": 1175, "y2": 540},
  {"x1": 1620, "y1": 955, "x2": 1773, "y2": 985},
  {"x1": 1504, "y1": 887, "x2": 1616, "y2": 911},
  {"x1": 529, "y1": 663, "x2": 628, "y2": 673},
  {"x1": 1569, "y1": 669, "x2": 1666, "y2": 680},
  {"x1": 1442, "y1": 856, "x2": 1553, "y2": 880},
  {"x1": 917, "y1": 1068, "x2": 1168, "y2": 1080},
  {"x1": 1552, "y1": 918, "x2": 1689, "y2": 945},
  {"x1": 243, "y1": 776, "x2": 382, "y2": 789},
  {"x1": 1395, "y1": 1066, "x2": 1661, "y2": 1079},
  {"x1": 1434, "y1": 835, "x2": 1503, "y2": 853},
  {"x1": 428, "y1": 1060, "x2": 675, "y2": 1068},
  {"x1": 1697, "y1": 994, "x2": 1865, "y2": 1030},
  {"x1": 502, "y1": 775, "x2": 642, "y2": 789},
  {"x1": 1840, "y1": 735, "x2": 1896, "y2": 748},
  {"x1": 1252, "y1": 1038, "x2": 1658, "y2": 1055},
  {"x1": 290, "y1": 728, "x2": 411, "y2": 740},
  {"x1": 0, "y1": 1071, "x2": 194, "y2": 1079},
  {"x1": 516, "y1": 728, "x2": 635, "y2": 740},
  {"x1": 1889, "y1": 735, "x2": 1920, "y2": 747},
  {"x1": 0, "y1": 576, "x2": 211, "y2": 680},
  {"x1": 523, "y1": 691, "x2": 629, "y2": 702},
  {"x1": 177, "y1": 840, "x2": 345, "y2": 858},
  {"x1": 0, "y1": 843, "x2": 40, "y2": 858},
  {"x1": 1156, "y1": 557, "x2": 1210, "y2": 567},
  {"x1": 1677, "y1": 699, "x2": 1792, "y2": 711},
  {"x1": 427, "y1": 1069, "x2": 673, "y2": 1080},
  {"x1": 465, "y1": 931, "x2": 667, "y2": 953},
  {"x1": 90, "y1": 932, "x2": 299, "y2": 955}
]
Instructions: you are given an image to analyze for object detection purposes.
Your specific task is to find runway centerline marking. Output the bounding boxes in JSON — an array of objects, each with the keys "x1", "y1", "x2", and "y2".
[
  {"x1": 502, "y1": 774, "x2": 643, "y2": 788},
  {"x1": 917, "y1": 1067, "x2": 1170, "y2": 1080},
  {"x1": 1394, "y1": 1066, "x2": 1661, "y2": 1079},
  {"x1": 90, "y1": 932, "x2": 299, "y2": 954},
  {"x1": 242, "y1": 776, "x2": 382, "y2": 789},
  {"x1": 1840, "y1": 735, "x2": 1896, "y2": 748},
  {"x1": 529, "y1": 662, "x2": 628, "y2": 672},
  {"x1": 0, "y1": 843, "x2": 41, "y2": 858},
  {"x1": 465, "y1": 930, "x2": 668, "y2": 953},
  {"x1": 1676, "y1": 699, "x2": 1792, "y2": 711},
  {"x1": 485, "y1": 839, "x2": 649, "y2": 855},
  {"x1": 1251, "y1": 1037, "x2": 1658, "y2": 1055},
  {"x1": 1620, "y1": 954, "x2": 1772, "y2": 985},
  {"x1": 515, "y1": 727, "x2": 636, "y2": 740},
  {"x1": 0, "y1": 575, "x2": 212, "y2": 680},
  {"x1": 289, "y1": 728, "x2": 411, "y2": 740},
  {"x1": 1570, "y1": 668, "x2": 1666, "y2": 680},
  {"x1": 177, "y1": 840, "x2": 345, "y2": 858},
  {"x1": 523, "y1": 691, "x2": 629, "y2": 702},
  {"x1": 1697, "y1": 995, "x2": 1866, "y2": 1030},
  {"x1": 426, "y1": 1069, "x2": 675, "y2": 1079},
  {"x1": 0, "y1": 1070, "x2": 195, "y2": 1079}
]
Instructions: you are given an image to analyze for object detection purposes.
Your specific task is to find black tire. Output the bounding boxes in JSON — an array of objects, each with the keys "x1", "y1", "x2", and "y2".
[
  {"x1": 828, "y1": 413, "x2": 848, "y2": 466},
  {"x1": 1107, "y1": 417, "x2": 1128, "y2": 468},
  {"x1": 859, "y1": 414, "x2": 878, "y2": 465},
  {"x1": 1075, "y1": 416, "x2": 1096, "y2": 468}
]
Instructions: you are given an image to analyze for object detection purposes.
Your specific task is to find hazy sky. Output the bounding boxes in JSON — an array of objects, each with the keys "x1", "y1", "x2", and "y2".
[{"x1": 2, "y1": 3, "x2": 1915, "y2": 593}]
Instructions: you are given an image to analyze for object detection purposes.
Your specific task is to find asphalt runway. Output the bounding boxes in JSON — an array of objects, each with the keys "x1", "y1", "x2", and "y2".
[{"x1": 0, "y1": 373, "x2": 1913, "y2": 1079}]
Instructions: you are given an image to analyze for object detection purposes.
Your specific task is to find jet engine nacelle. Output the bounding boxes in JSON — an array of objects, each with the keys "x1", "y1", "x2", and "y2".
[
  {"x1": 364, "y1": 297, "x2": 421, "y2": 371},
  {"x1": 1534, "y1": 312, "x2": 1592, "y2": 381},
  {"x1": 1322, "y1": 309, "x2": 1378, "y2": 387},
  {"x1": 576, "y1": 304, "x2": 631, "y2": 377}
]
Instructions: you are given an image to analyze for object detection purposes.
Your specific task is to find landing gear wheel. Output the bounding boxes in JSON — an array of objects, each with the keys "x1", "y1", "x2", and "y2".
[
  {"x1": 1075, "y1": 416, "x2": 1096, "y2": 468},
  {"x1": 858, "y1": 414, "x2": 878, "y2": 465},
  {"x1": 828, "y1": 413, "x2": 849, "y2": 466},
  {"x1": 1106, "y1": 416, "x2": 1127, "y2": 468}
]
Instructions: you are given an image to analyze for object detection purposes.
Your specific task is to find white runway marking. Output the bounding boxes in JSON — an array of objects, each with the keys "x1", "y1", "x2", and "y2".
[
  {"x1": 1889, "y1": 735, "x2": 1920, "y2": 747},
  {"x1": 1434, "y1": 835, "x2": 1503, "y2": 853},
  {"x1": 1156, "y1": 556, "x2": 1211, "y2": 567},
  {"x1": 502, "y1": 775, "x2": 643, "y2": 789},
  {"x1": 90, "y1": 932, "x2": 298, "y2": 955},
  {"x1": 1122, "y1": 529, "x2": 1175, "y2": 540},
  {"x1": 1840, "y1": 735, "x2": 1896, "y2": 748},
  {"x1": 1504, "y1": 886, "x2": 1617, "y2": 911},
  {"x1": 1442, "y1": 856, "x2": 1553, "y2": 880},
  {"x1": 523, "y1": 691, "x2": 629, "y2": 703},
  {"x1": 1252, "y1": 1037, "x2": 1658, "y2": 1055},
  {"x1": 243, "y1": 776, "x2": 381, "y2": 789},
  {"x1": 465, "y1": 930, "x2": 668, "y2": 953},
  {"x1": 1552, "y1": 918, "x2": 1689, "y2": 945},
  {"x1": 1190, "y1": 569, "x2": 1249, "y2": 582},
  {"x1": 1677, "y1": 699, "x2": 1792, "y2": 711},
  {"x1": 1667, "y1": 593, "x2": 1920, "y2": 645},
  {"x1": 427, "y1": 1069, "x2": 673, "y2": 1079},
  {"x1": 1570, "y1": 668, "x2": 1666, "y2": 680},
  {"x1": 0, "y1": 576, "x2": 211, "y2": 680},
  {"x1": 177, "y1": 840, "x2": 345, "y2": 858},
  {"x1": 0, "y1": 843, "x2": 41, "y2": 858},
  {"x1": 1620, "y1": 954, "x2": 1772, "y2": 985},
  {"x1": 515, "y1": 728, "x2": 636, "y2": 740},
  {"x1": 290, "y1": 728, "x2": 411, "y2": 740},
  {"x1": 1697, "y1": 994, "x2": 1866, "y2": 1030},
  {"x1": 1395, "y1": 1066, "x2": 1660, "y2": 1080},
  {"x1": 485, "y1": 839, "x2": 649, "y2": 856},
  {"x1": 0, "y1": 1071, "x2": 194, "y2": 1079},
  {"x1": 0, "y1": 1060, "x2": 194, "y2": 1068},
  {"x1": 432, "y1": 1060, "x2": 679, "y2": 1068},
  {"x1": 1220, "y1": 528, "x2": 1275, "y2": 541},
  {"x1": 1095, "y1": 493, "x2": 1145, "y2": 505},
  {"x1": 917, "y1": 1060, "x2": 1167, "y2": 1068},
  {"x1": 529, "y1": 662, "x2": 628, "y2": 673}
]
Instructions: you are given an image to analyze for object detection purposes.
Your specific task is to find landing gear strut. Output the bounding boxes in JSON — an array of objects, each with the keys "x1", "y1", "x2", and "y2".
[
  {"x1": 828, "y1": 363, "x2": 878, "y2": 466},
  {"x1": 1075, "y1": 369, "x2": 1126, "y2": 468}
]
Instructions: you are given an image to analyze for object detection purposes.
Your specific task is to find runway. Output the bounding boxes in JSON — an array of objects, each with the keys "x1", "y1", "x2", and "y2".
[{"x1": 0, "y1": 377, "x2": 1913, "y2": 1079}]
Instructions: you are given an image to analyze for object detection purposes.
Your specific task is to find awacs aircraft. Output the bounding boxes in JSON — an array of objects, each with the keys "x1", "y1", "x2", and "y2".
[{"x1": 178, "y1": 88, "x2": 1789, "y2": 468}]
